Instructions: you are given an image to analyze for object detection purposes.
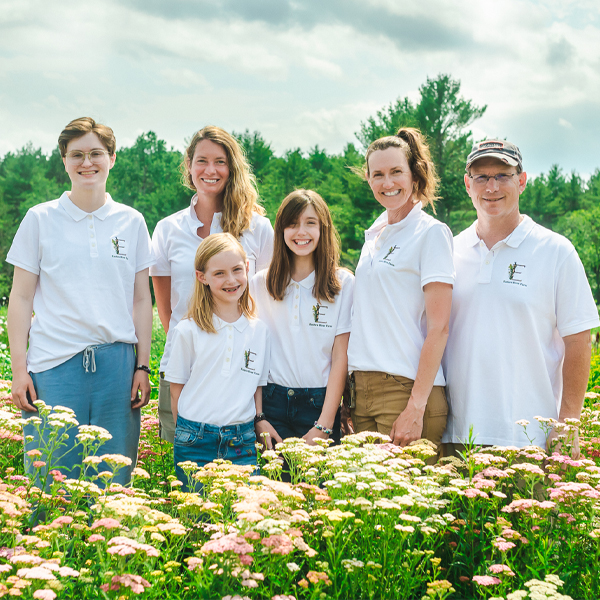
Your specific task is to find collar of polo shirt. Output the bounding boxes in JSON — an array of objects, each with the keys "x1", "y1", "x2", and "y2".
[
  {"x1": 59, "y1": 192, "x2": 114, "y2": 222},
  {"x1": 293, "y1": 270, "x2": 316, "y2": 289},
  {"x1": 185, "y1": 194, "x2": 223, "y2": 236},
  {"x1": 365, "y1": 201, "x2": 422, "y2": 242},
  {"x1": 213, "y1": 314, "x2": 249, "y2": 332},
  {"x1": 466, "y1": 215, "x2": 535, "y2": 249}
]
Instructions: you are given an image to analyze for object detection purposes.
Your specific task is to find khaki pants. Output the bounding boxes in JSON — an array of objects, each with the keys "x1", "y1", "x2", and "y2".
[
  {"x1": 351, "y1": 371, "x2": 448, "y2": 456},
  {"x1": 158, "y1": 376, "x2": 175, "y2": 443}
]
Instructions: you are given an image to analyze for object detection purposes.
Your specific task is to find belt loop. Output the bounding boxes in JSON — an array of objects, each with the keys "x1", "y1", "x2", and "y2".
[
  {"x1": 82, "y1": 346, "x2": 96, "y2": 373},
  {"x1": 198, "y1": 422, "x2": 205, "y2": 440}
]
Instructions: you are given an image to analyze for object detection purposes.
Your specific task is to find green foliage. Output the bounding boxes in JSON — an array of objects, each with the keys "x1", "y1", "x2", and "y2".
[{"x1": 1, "y1": 75, "x2": 600, "y2": 295}]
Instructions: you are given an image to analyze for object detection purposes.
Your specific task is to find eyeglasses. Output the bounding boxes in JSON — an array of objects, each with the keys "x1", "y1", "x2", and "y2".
[
  {"x1": 468, "y1": 173, "x2": 518, "y2": 186},
  {"x1": 65, "y1": 149, "x2": 110, "y2": 164}
]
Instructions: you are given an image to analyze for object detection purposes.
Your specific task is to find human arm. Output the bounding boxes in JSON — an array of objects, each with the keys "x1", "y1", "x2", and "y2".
[
  {"x1": 131, "y1": 268, "x2": 152, "y2": 409},
  {"x1": 546, "y1": 330, "x2": 592, "y2": 458},
  {"x1": 390, "y1": 282, "x2": 452, "y2": 446},
  {"x1": 170, "y1": 382, "x2": 184, "y2": 427},
  {"x1": 152, "y1": 276, "x2": 172, "y2": 333},
  {"x1": 254, "y1": 386, "x2": 283, "y2": 450},
  {"x1": 303, "y1": 332, "x2": 349, "y2": 445},
  {"x1": 6, "y1": 267, "x2": 39, "y2": 412}
]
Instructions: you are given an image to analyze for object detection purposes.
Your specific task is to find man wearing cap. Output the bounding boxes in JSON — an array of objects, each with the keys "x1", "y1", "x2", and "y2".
[{"x1": 442, "y1": 140, "x2": 599, "y2": 457}]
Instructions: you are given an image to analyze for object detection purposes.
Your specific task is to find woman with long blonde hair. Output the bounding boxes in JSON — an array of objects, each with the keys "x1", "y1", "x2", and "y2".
[
  {"x1": 151, "y1": 126, "x2": 273, "y2": 443},
  {"x1": 166, "y1": 233, "x2": 269, "y2": 491}
]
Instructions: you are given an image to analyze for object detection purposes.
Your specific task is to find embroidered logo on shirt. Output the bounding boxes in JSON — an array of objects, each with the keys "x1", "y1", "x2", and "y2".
[
  {"x1": 503, "y1": 262, "x2": 527, "y2": 287},
  {"x1": 241, "y1": 349, "x2": 259, "y2": 375},
  {"x1": 111, "y1": 237, "x2": 128, "y2": 260},
  {"x1": 310, "y1": 304, "x2": 332, "y2": 328},
  {"x1": 383, "y1": 245, "x2": 399, "y2": 261}
]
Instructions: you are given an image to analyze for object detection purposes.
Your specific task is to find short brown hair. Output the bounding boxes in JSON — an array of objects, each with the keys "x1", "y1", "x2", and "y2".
[
  {"x1": 358, "y1": 127, "x2": 439, "y2": 212},
  {"x1": 267, "y1": 189, "x2": 341, "y2": 304},
  {"x1": 58, "y1": 117, "x2": 116, "y2": 156}
]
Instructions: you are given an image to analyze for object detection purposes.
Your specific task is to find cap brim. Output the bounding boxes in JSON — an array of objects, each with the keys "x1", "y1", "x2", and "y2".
[{"x1": 467, "y1": 152, "x2": 519, "y2": 168}]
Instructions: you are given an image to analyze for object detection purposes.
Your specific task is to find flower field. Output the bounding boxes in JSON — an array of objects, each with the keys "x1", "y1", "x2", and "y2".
[{"x1": 0, "y1": 312, "x2": 598, "y2": 599}]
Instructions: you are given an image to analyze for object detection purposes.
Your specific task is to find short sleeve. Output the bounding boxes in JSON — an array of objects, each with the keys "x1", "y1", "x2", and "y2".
[
  {"x1": 135, "y1": 215, "x2": 155, "y2": 273},
  {"x1": 255, "y1": 218, "x2": 274, "y2": 273},
  {"x1": 420, "y1": 223, "x2": 455, "y2": 288},
  {"x1": 6, "y1": 210, "x2": 41, "y2": 275},
  {"x1": 258, "y1": 326, "x2": 270, "y2": 387},
  {"x1": 335, "y1": 270, "x2": 354, "y2": 335},
  {"x1": 164, "y1": 324, "x2": 193, "y2": 384},
  {"x1": 555, "y1": 247, "x2": 600, "y2": 337},
  {"x1": 150, "y1": 219, "x2": 172, "y2": 276}
]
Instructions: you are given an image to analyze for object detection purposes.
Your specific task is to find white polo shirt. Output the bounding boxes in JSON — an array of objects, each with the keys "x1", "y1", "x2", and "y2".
[
  {"x1": 6, "y1": 192, "x2": 155, "y2": 373},
  {"x1": 347, "y1": 203, "x2": 454, "y2": 384},
  {"x1": 250, "y1": 268, "x2": 354, "y2": 388},
  {"x1": 165, "y1": 315, "x2": 270, "y2": 426},
  {"x1": 150, "y1": 195, "x2": 274, "y2": 371},
  {"x1": 443, "y1": 216, "x2": 600, "y2": 447}
]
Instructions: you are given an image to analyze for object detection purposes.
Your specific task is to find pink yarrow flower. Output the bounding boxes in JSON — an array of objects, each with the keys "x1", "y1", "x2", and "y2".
[
  {"x1": 489, "y1": 564, "x2": 515, "y2": 576},
  {"x1": 33, "y1": 591, "x2": 57, "y2": 600},
  {"x1": 473, "y1": 575, "x2": 501, "y2": 586}
]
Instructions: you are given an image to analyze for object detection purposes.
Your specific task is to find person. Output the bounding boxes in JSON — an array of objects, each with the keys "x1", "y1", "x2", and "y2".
[
  {"x1": 442, "y1": 140, "x2": 599, "y2": 456},
  {"x1": 151, "y1": 126, "x2": 274, "y2": 443},
  {"x1": 250, "y1": 190, "x2": 353, "y2": 449},
  {"x1": 347, "y1": 128, "x2": 454, "y2": 455},
  {"x1": 166, "y1": 233, "x2": 269, "y2": 491},
  {"x1": 6, "y1": 117, "x2": 154, "y2": 486}
]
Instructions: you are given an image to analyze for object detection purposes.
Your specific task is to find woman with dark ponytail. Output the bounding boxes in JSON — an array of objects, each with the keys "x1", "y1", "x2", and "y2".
[{"x1": 347, "y1": 128, "x2": 454, "y2": 459}]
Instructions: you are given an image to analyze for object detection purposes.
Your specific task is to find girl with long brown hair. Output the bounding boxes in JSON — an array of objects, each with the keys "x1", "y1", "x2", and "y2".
[
  {"x1": 151, "y1": 126, "x2": 273, "y2": 443},
  {"x1": 166, "y1": 233, "x2": 269, "y2": 491},
  {"x1": 250, "y1": 189, "x2": 354, "y2": 448}
]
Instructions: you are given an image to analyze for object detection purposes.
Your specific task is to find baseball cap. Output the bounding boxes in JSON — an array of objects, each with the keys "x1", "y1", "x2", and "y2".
[{"x1": 466, "y1": 140, "x2": 523, "y2": 170}]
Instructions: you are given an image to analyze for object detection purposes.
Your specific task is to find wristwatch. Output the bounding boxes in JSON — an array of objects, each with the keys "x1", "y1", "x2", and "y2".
[
  {"x1": 135, "y1": 365, "x2": 152, "y2": 375},
  {"x1": 254, "y1": 412, "x2": 267, "y2": 424}
]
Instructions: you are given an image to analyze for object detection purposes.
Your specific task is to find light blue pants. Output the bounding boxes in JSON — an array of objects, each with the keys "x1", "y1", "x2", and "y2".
[{"x1": 24, "y1": 342, "x2": 140, "y2": 488}]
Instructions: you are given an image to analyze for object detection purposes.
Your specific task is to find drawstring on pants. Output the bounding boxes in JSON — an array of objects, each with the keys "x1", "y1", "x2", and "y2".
[{"x1": 83, "y1": 346, "x2": 97, "y2": 373}]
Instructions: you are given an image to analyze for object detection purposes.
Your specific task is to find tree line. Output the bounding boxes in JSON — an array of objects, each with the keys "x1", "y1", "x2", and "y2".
[{"x1": 1, "y1": 74, "x2": 599, "y2": 303}]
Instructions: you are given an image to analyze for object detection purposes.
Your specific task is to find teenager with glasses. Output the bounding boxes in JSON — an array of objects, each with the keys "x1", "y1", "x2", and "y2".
[{"x1": 7, "y1": 117, "x2": 154, "y2": 488}]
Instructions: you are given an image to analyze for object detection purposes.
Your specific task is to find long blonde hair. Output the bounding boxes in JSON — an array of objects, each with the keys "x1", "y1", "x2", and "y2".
[
  {"x1": 266, "y1": 189, "x2": 341, "y2": 303},
  {"x1": 181, "y1": 126, "x2": 265, "y2": 239},
  {"x1": 186, "y1": 233, "x2": 256, "y2": 333}
]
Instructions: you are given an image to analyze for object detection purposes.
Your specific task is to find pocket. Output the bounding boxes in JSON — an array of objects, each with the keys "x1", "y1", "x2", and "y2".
[
  {"x1": 229, "y1": 429, "x2": 257, "y2": 459},
  {"x1": 426, "y1": 387, "x2": 449, "y2": 417},
  {"x1": 307, "y1": 391, "x2": 326, "y2": 410},
  {"x1": 174, "y1": 425, "x2": 198, "y2": 447},
  {"x1": 390, "y1": 375, "x2": 414, "y2": 393}
]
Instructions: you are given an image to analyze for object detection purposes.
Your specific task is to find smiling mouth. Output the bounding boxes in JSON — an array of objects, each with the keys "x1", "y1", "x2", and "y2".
[
  {"x1": 223, "y1": 285, "x2": 241, "y2": 293},
  {"x1": 483, "y1": 197, "x2": 503, "y2": 202},
  {"x1": 294, "y1": 240, "x2": 311, "y2": 246},
  {"x1": 79, "y1": 170, "x2": 98, "y2": 175},
  {"x1": 202, "y1": 178, "x2": 219, "y2": 184},
  {"x1": 383, "y1": 190, "x2": 401, "y2": 196}
]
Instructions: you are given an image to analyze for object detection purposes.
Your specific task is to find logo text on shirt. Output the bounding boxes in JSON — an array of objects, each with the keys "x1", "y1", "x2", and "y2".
[
  {"x1": 503, "y1": 262, "x2": 527, "y2": 287},
  {"x1": 111, "y1": 236, "x2": 128, "y2": 260},
  {"x1": 380, "y1": 245, "x2": 400, "y2": 266},
  {"x1": 310, "y1": 304, "x2": 332, "y2": 328},
  {"x1": 241, "y1": 349, "x2": 259, "y2": 375}
]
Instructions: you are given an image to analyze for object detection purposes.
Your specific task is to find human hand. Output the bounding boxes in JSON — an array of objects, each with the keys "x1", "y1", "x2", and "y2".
[
  {"x1": 255, "y1": 420, "x2": 282, "y2": 450},
  {"x1": 11, "y1": 370, "x2": 37, "y2": 413},
  {"x1": 389, "y1": 400, "x2": 425, "y2": 446},
  {"x1": 131, "y1": 371, "x2": 151, "y2": 409},
  {"x1": 303, "y1": 426, "x2": 330, "y2": 446}
]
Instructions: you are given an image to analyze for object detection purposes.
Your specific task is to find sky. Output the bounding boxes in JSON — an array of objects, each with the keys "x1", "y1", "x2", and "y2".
[{"x1": 1, "y1": 0, "x2": 599, "y2": 178}]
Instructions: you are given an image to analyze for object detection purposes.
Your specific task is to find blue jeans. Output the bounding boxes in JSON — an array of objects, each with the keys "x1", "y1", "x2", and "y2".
[
  {"x1": 174, "y1": 415, "x2": 257, "y2": 492},
  {"x1": 263, "y1": 383, "x2": 341, "y2": 444},
  {"x1": 25, "y1": 342, "x2": 140, "y2": 489}
]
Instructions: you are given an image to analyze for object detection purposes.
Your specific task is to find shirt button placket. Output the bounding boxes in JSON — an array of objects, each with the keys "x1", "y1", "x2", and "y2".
[
  {"x1": 292, "y1": 283, "x2": 300, "y2": 326},
  {"x1": 223, "y1": 326, "x2": 233, "y2": 374},
  {"x1": 88, "y1": 215, "x2": 98, "y2": 257}
]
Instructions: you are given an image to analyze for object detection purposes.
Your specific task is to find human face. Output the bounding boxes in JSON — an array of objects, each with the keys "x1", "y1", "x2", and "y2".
[
  {"x1": 196, "y1": 249, "x2": 247, "y2": 307},
  {"x1": 283, "y1": 204, "x2": 321, "y2": 258},
  {"x1": 188, "y1": 139, "x2": 230, "y2": 198},
  {"x1": 367, "y1": 147, "x2": 415, "y2": 221},
  {"x1": 63, "y1": 132, "x2": 115, "y2": 188},
  {"x1": 465, "y1": 157, "x2": 527, "y2": 222}
]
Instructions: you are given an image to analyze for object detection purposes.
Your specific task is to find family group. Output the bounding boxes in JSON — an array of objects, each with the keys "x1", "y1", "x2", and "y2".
[{"x1": 6, "y1": 117, "x2": 599, "y2": 490}]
